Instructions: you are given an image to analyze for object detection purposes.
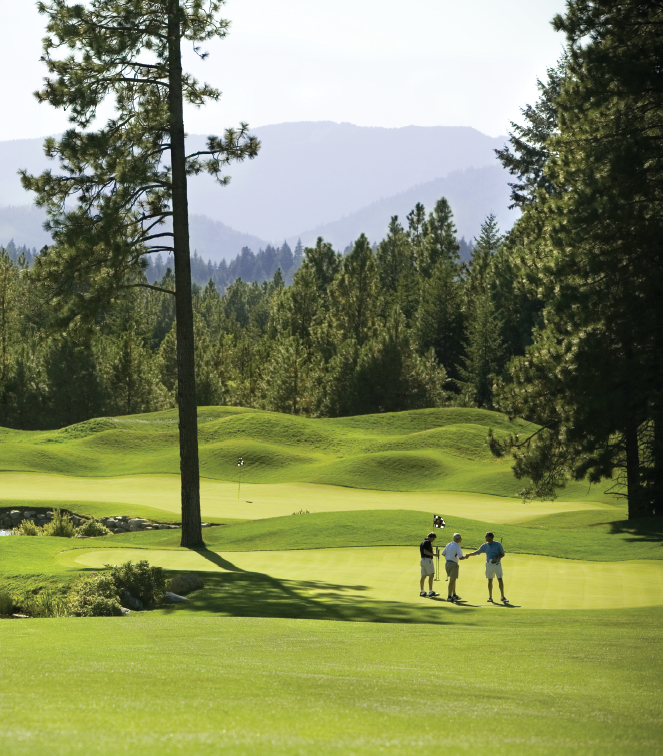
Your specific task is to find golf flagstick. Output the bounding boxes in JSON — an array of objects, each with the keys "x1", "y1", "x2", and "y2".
[{"x1": 435, "y1": 546, "x2": 440, "y2": 581}]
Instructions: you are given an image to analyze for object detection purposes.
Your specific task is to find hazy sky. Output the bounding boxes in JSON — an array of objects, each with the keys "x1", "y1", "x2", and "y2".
[{"x1": 1, "y1": 0, "x2": 567, "y2": 141}]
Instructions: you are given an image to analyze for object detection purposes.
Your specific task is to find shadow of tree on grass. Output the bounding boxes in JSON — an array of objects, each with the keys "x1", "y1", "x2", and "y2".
[
  {"x1": 158, "y1": 547, "x2": 469, "y2": 625},
  {"x1": 604, "y1": 517, "x2": 663, "y2": 545}
]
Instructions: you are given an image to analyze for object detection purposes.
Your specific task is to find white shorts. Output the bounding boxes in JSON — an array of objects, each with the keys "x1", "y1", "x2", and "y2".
[
  {"x1": 420, "y1": 558, "x2": 435, "y2": 576},
  {"x1": 485, "y1": 561, "x2": 503, "y2": 579}
]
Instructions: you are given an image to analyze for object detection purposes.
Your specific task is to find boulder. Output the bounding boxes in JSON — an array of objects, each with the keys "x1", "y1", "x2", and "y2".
[
  {"x1": 23, "y1": 511, "x2": 36, "y2": 518},
  {"x1": 119, "y1": 588, "x2": 143, "y2": 611},
  {"x1": 162, "y1": 592, "x2": 189, "y2": 604},
  {"x1": 120, "y1": 607, "x2": 131, "y2": 616},
  {"x1": 169, "y1": 573, "x2": 203, "y2": 595},
  {"x1": 10, "y1": 511, "x2": 22, "y2": 519}
]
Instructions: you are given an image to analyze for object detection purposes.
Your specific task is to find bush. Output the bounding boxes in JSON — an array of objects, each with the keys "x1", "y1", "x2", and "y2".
[
  {"x1": 66, "y1": 574, "x2": 123, "y2": 617},
  {"x1": 43, "y1": 509, "x2": 77, "y2": 538},
  {"x1": 77, "y1": 519, "x2": 110, "y2": 538},
  {"x1": 106, "y1": 560, "x2": 166, "y2": 607},
  {"x1": 19, "y1": 590, "x2": 68, "y2": 618},
  {"x1": 0, "y1": 590, "x2": 14, "y2": 615},
  {"x1": 18, "y1": 520, "x2": 43, "y2": 536}
]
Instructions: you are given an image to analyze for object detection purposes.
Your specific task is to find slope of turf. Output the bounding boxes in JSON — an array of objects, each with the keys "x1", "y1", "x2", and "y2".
[
  {"x1": 1, "y1": 611, "x2": 662, "y2": 755},
  {"x1": 0, "y1": 406, "x2": 612, "y2": 503}
]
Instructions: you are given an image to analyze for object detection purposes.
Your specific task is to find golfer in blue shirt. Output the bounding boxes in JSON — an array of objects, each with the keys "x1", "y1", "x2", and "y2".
[{"x1": 466, "y1": 532, "x2": 508, "y2": 604}]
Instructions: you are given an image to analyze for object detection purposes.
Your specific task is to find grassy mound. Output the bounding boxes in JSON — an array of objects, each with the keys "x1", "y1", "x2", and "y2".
[{"x1": 0, "y1": 406, "x2": 609, "y2": 502}]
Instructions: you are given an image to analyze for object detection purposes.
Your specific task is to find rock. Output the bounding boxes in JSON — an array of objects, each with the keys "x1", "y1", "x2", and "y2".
[
  {"x1": 119, "y1": 588, "x2": 143, "y2": 611},
  {"x1": 120, "y1": 607, "x2": 131, "y2": 615},
  {"x1": 201, "y1": 523, "x2": 211, "y2": 528},
  {"x1": 10, "y1": 511, "x2": 22, "y2": 519},
  {"x1": 12, "y1": 614, "x2": 29, "y2": 618},
  {"x1": 23, "y1": 511, "x2": 36, "y2": 518},
  {"x1": 113, "y1": 528, "x2": 124, "y2": 534},
  {"x1": 169, "y1": 573, "x2": 203, "y2": 595},
  {"x1": 162, "y1": 592, "x2": 189, "y2": 604}
]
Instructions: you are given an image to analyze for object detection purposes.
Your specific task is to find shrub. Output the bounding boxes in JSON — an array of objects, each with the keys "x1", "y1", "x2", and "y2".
[
  {"x1": 66, "y1": 574, "x2": 123, "y2": 617},
  {"x1": 19, "y1": 590, "x2": 68, "y2": 618},
  {"x1": 43, "y1": 509, "x2": 77, "y2": 538},
  {"x1": 106, "y1": 560, "x2": 166, "y2": 607},
  {"x1": 77, "y1": 519, "x2": 110, "y2": 538},
  {"x1": 0, "y1": 590, "x2": 14, "y2": 615},
  {"x1": 18, "y1": 520, "x2": 43, "y2": 536}
]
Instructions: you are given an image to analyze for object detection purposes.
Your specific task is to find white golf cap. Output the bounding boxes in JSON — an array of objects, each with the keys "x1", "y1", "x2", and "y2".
[{"x1": 453, "y1": 532, "x2": 462, "y2": 541}]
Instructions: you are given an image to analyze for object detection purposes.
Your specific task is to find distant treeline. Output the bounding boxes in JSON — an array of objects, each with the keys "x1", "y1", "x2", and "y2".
[
  {"x1": 6, "y1": 232, "x2": 473, "y2": 293},
  {"x1": 146, "y1": 240, "x2": 304, "y2": 290}
]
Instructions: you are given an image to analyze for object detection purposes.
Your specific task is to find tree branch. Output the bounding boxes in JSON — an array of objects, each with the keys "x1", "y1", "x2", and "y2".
[{"x1": 124, "y1": 283, "x2": 176, "y2": 296}]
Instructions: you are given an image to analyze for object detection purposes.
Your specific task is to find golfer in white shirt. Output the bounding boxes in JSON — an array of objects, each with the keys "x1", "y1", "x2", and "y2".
[{"x1": 442, "y1": 533, "x2": 465, "y2": 603}]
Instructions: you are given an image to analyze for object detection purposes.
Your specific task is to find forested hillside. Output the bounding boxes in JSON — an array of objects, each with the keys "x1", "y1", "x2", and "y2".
[{"x1": 0, "y1": 198, "x2": 527, "y2": 434}]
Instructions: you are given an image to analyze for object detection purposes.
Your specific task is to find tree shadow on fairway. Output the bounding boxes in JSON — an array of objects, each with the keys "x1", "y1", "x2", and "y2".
[
  {"x1": 159, "y1": 547, "x2": 471, "y2": 625},
  {"x1": 605, "y1": 517, "x2": 663, "y2": 545}
]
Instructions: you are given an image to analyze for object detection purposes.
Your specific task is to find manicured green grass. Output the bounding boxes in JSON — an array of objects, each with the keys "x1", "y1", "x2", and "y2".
[
  {"x1": 3, "y1": 407, "x2": 659, "y2": 754},
  {"x1": 3, "y1": 508, "x2": 662, "y2": 614},
  {"x1": 0, "y1": 473, "x2": 613, "y2": 525},
  {"x1": 0, "y1": 406, "x2": 611, "y2": 502},
  {"x1": 1, "y1": 610, "x2": 662, "y2": 755},
  {"x1": 72, "y1": 545, "x2": 663, "y2": 611}
]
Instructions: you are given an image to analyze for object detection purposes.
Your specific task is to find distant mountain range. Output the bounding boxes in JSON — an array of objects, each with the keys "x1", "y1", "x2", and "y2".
[
  {"x1": 289, "y1": 164, "x2": 516, "y2": 251},
  {"x1": 0, "y1": 122, "x2": 517, "y2": 261}
]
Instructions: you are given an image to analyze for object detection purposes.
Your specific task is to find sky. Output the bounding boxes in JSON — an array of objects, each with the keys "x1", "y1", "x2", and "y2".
[{"x1": 0, "y1": 0, "x2": 567, "y2": 142}]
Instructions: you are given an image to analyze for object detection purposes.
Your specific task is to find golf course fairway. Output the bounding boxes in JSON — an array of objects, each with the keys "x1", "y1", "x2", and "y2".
[
  {"x1": 2, "y1": 406, "x2": 662, "y2": 755},
  {"x1": 0, "y1": 472, "x2": 613, "y2": 523}
]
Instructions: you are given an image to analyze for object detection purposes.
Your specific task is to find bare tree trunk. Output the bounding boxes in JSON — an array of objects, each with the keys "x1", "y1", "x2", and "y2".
[
  {"x1": 654, "y1": 413, "x2": 663, "y2": 517},
  {"x1": 168, "y1": 0, "x2": 202, "y2": 548},
  {"x1": 625, "y1": 418, "x2": 643, "y2": 520}
]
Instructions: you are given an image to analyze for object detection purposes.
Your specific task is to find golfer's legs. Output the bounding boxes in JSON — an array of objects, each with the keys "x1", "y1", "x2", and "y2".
[
  {"x1": 448, "y1": 577, "x2": 456, "y2": 597},
  {"x1": 428, "y1": 574, "x2": 434, "y2": 590},
  {"x1": 487, "y1": 578, "x2": 493, "y2": 599},
  {"x1": 420, "y1": 575, "x2": 426, "y2": 591},
  {"x1": 498, "y1": 577, "x2": 505, "y2": 598}
]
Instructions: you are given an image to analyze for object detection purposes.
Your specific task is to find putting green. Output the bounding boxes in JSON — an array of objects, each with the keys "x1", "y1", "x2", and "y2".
[
  {"x1": 73, "y1": 546, "x2": 663, "y2": 610},
  {"x1": 0, "y1": 472, "x2": 613, "y2": 524}
]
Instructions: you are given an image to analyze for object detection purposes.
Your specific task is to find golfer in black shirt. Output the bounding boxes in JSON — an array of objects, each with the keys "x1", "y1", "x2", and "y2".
[{"x1": 419, "y1": 532, "x2": 440, "y2": 597}]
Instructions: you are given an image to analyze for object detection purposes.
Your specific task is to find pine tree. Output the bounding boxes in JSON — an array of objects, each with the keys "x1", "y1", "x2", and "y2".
[
  {"x1": 329, "y1": 234, "x2": 379, "y2": 348},
  {"x1": 495, "y1": 54, "x2": 568, "y2": 208},
  {"x1": 456, "y1": 293, "x2": 503, "y2": 409},
  {"x1": 21, "y1": 0, "x2": 259, "y2": 546},
  {"x1": 495, "y1": 0, "x2": 663, "y2": 518}
]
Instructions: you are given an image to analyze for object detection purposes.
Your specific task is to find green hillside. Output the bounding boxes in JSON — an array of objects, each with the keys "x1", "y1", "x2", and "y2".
[{"x1": 0, "y1": 406, "x2": 608, "y2": 501}]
